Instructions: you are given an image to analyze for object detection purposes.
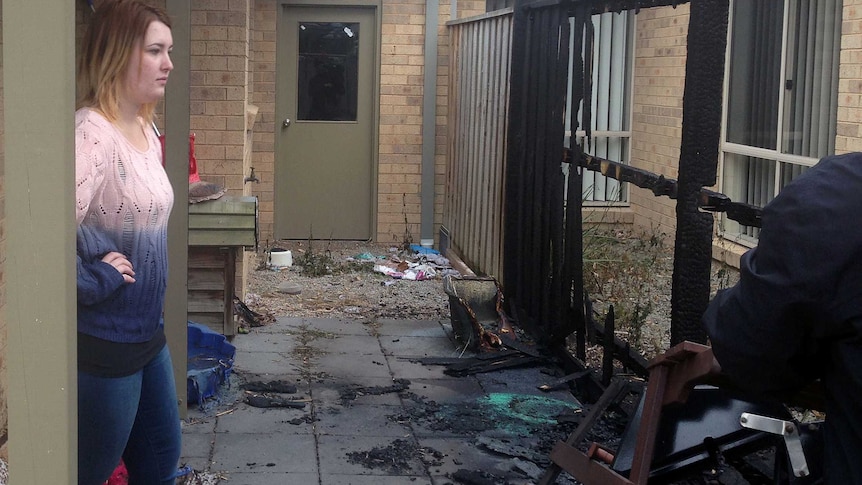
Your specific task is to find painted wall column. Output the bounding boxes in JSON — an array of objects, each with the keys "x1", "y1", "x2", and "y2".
[
  {"x1": 421, "y1": 0, "x2": 440, "y2": 247},
  {"x1": 4, "y1": 2, "x2": 77, "y2": 483},
  {"x1": 165, "y1": 0, "x2": 192, "y2": 418}
]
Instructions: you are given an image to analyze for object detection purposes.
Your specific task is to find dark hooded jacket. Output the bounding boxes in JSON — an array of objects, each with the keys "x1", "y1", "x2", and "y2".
[{"x1": 703, "y1": 152, "x2": 862, "y2": 484}]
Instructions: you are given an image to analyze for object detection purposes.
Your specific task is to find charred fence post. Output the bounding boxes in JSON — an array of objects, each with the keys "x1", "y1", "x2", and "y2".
[
  {"x1": 670, "y1": 0, "x2": 729, "y2": 345},
  {"x1": 565, "y1": 5, "x2": 589, "y2": 362},
  {"x1": 504, "y1": 0, "x2": 572, "y2": 343},
  {"x1": 601, "y1": 306, "x2": 615, "y2": 387}
]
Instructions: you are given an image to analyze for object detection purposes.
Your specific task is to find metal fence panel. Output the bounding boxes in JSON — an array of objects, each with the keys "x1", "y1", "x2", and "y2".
[{"x1": 445, "y1": 9, "x2": 513, "y2": 279}]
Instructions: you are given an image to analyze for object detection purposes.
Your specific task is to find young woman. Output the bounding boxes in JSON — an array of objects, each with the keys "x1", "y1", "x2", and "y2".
[{"x1": 75, "y1": 1, "x2": 181, "y2": 483}]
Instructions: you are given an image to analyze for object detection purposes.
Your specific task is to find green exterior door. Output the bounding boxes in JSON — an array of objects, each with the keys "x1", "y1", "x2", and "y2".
[{"x1": 275, "y1": 4, "x2": 376, "y2": 240}]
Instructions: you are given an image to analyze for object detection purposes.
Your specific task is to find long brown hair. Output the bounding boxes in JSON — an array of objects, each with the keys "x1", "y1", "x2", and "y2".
[{"x1": 77, "y1": 0, "x2": 172, "y2": 123}]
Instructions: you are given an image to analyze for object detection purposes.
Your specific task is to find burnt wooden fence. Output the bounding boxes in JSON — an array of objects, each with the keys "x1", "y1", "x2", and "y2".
[
  {"x1": 503, "y1": 2, "x2": 575, "y2": 346},
  {"x1": 445, "y1": 0, "x2": 759, "y2": 366},
  {"x1": 503, "y1": 0, "x2": 731, "y2": 355}
]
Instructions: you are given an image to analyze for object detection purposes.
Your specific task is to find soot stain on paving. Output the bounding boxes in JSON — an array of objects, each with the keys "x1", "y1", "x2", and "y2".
[
  {"x1": 338, "y1": 378, "x2": 412, "y2": 405},
  {"x1": 343, "y1": 382, "x2": 610, "y2": 483},
  {"x1": 346, "y1": 438, "x2": 444, "y2": 475},
  {"x1": 395, "y1": 391, "x2": 581, "y2": 438}
]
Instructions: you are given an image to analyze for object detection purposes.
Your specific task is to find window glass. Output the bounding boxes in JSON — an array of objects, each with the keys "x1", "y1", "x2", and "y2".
[
  {"x1": 566, "y1": 11, "x2": 634, "y2": 203},
  {"x1": 726, "y1": 1, "x2": 783, "y2": 150},
  {"x1": 297, "y1": 22, "x2": 360, "y2": 121},
  {"x1": 781, "y1": 0, "x2": 841, "y2": 158},
  {"x1": 721, "y1": 0, "x2": 840, "y2": 240}
]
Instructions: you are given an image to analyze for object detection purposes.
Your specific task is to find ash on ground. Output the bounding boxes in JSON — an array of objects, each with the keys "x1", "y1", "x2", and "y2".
[
  {"x1": 234, "y1": 234, "x2": 750, "y2": 484},
  {"x1": 346, "y1": 438, "x2": 444, "y2": 475}
]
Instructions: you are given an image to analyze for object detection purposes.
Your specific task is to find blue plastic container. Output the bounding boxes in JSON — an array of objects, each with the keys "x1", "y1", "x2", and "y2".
[{"x1": 187, "y1": 322, "x2": 236, "y2": 408}]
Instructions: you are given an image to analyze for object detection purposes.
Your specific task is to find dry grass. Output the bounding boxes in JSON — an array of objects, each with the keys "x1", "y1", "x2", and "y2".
[{"x1": 581, "y1": 226, "x2": 740, "y2": 360}]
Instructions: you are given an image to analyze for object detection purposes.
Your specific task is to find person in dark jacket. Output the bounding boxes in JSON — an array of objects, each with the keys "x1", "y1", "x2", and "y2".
[{"x1": 702, "y1": 152, "x2": 862, "y2": 483}]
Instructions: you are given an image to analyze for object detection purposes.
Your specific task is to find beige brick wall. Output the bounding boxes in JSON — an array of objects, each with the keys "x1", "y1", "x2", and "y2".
[
  {"x1": 191, "y1": 1, "x2": 254, "y2": 298},
  {"x1": 250, "y1": 0, "x2": 277, "y2": 240},
  {"x1": 838, "y1": 0, "x2": 862, "y2": 154},
  {"x1": 190, "y1": 0, "x2": 251, "y2": 197},
  {"x1": 378, "y1": 0, "x2": 484, "y2": 243},
  {"x1": 629, "y1": 2, "x2": 860, "y2": 253},
  {"x1": 378, "y1": 0, "x2": 427, "y2": 243},
  {"x1": 629, "y1": 4, "x2": 689, "y2": 238}
]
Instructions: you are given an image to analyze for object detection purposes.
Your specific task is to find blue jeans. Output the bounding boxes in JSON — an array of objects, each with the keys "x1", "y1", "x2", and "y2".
[{"x1": 78, "y1": 345, "x2": 182, "y2": 485}]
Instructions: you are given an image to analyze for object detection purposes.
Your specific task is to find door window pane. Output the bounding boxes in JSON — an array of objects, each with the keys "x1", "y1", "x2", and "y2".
[{"x1": 297, "y1": 22, "x2": 359, "y2": 121}]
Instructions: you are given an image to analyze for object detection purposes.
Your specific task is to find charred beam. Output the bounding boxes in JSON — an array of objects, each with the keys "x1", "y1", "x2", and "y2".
[
  {"x1": 698, "y1": 190, "x2": 762, "y2": 228},
  {"x1": 576, "y1": 151, "x2": 678, "y2": 198},
  {"x1": 671, "y1": 0, "x2": 729, "y2": 345},
  {"x1": 601, "y1": 306, "x2": 615, "y2": 387},
  {"x1": 568, "y1": 150, "x2": 763, "y2": 228},
  {"x1": 443, "y1": 351, "x2": 548, "y2": 377},
  {"x1": 523, "y1": 0, "x2": 689, "y2": 16}
]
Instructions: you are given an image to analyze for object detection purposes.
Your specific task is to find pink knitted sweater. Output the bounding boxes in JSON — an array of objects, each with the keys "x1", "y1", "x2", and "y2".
[{"x1": 75, "y1": 108, "x2": 174, "y2": 343}]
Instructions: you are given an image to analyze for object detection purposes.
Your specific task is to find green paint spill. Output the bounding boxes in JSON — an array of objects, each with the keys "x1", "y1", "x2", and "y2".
[
  {"x1": 414, "y1": 392, "x2": 582, "y2": 437},
  {"x1": 479, "y1": 393, "x2": 581, "y2": 426}
]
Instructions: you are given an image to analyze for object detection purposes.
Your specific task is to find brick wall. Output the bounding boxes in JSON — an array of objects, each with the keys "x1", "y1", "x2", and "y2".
[
  {"x1": 190, "y1": 0, "x2": 253, "y2": 297},
  {"x1": 251, "y1": 0, "x2": 483, "y2": 243},
  {"x1": 376, "y1": 0, "x2": 483, "y2": 244},
  {"x1": 377, "y1": 0, "x2": 426, "y2": 244},
  {"x1": 629, "y1": 4, "x2": 689, "y2": 238},
  {"x1": 190, "y1": 0, "x2": 251, "y2": 196},
  {"x1": 250, "y1": 0, "x2": 276, "y2": 240},
  {"x1": 838, "y1": 0, "x2": 862, "y2": 154}
]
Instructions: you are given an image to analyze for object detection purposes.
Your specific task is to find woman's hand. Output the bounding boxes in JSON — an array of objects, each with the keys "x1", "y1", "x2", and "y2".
[{"x1": 101, "y1": 251, "x2": 136, "y2": 283}]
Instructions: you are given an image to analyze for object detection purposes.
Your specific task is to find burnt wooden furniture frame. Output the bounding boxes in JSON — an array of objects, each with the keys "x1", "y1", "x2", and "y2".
[{"x1": 541, "y1": 342, "x2": 717, "y2": 484}]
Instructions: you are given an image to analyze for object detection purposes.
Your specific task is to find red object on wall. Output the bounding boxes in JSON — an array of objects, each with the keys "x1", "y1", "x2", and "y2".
[
  {"x1": 188, "y1": 133, "x2": 201, "y2": 184},
  {"x1": 156, "y1": 128, "x2": 200, "y2": 185}
]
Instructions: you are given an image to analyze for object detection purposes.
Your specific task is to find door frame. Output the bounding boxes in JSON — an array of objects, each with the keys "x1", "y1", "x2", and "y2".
[{"x1": 274, "y1": 0, "x2": 382, "y2": 240}]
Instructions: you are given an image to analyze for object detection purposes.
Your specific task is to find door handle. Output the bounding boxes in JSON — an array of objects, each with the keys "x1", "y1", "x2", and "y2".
[{"x1": 282, "y1": 118, "x2": 291, "y2": 128}]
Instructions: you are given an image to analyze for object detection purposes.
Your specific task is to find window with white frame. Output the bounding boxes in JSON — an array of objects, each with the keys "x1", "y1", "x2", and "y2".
[
  {"x1": 566, "y1": 11, "x2": 634, "y2": 204},
  {"x1": 721, "y1": 0, "x2": 841, "y2": 241}
]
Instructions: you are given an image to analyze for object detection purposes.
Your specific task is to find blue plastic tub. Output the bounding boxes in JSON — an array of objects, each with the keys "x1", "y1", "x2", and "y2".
[{"x1": 187, "y1": 322, "x2": 236, "y2": 408}]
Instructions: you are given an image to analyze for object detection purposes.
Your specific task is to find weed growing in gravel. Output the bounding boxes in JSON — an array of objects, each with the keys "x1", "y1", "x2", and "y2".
[
  {"x1": 396, "y1": 193, "x2": 416, "y2": 251},
  {"x1": 583, "y1": 225, "x2": 671, "y2": 357},
  {"x1": 289, "y1": 234, "x2": 380, "y2": 277},
  {"x1": 294, "y1": 236, "x2": 336, "y2": 276}
]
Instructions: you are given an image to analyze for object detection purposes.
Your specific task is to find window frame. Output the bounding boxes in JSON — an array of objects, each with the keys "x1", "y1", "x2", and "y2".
[
  {"x1": 566, "y1": 10, "x2": 636, "y2": 206},
  {"x1": 719, "y1": 0, "x2": 839, "y2": 245}
]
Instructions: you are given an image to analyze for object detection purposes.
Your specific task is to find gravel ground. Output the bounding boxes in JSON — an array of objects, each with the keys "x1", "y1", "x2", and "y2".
[
  {"x1": 242, "y1": 240, "x2": 454, "y2": 326},
  {"x1": 242, "y1": 234, "x2": 740, "y2": 362}
]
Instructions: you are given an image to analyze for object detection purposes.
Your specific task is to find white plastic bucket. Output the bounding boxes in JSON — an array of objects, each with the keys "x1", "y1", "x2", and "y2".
[{"x1": 270, "y1": 248, "x2": 293, "y2": 268}]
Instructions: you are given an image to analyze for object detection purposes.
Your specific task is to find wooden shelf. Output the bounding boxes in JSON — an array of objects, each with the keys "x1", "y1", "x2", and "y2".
[{"x1": 188, "y1": 195, "x2": 257, "y2": 248}]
